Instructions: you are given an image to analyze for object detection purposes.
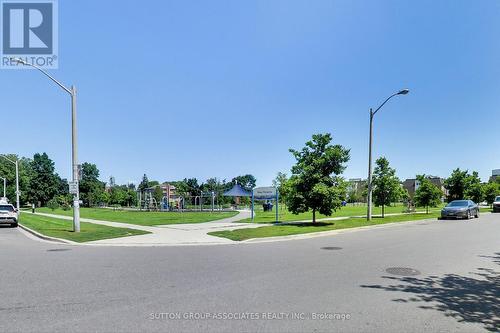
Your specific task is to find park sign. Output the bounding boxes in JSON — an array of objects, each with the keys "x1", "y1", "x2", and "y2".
[
  {"x1": 253, "y1": 187, "x2": 277, "y2": 200},
  {"x1": 251, "y1": 186, "x2": 279, "y2": 223}
]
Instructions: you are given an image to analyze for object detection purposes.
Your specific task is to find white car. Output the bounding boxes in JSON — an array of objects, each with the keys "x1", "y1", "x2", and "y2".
[
  {"x1": 0, "y1": 201, "x2": 18, "y2": 227},
  {"x1": 493, "y1": 196, "x2": 500, "y2": 213}
]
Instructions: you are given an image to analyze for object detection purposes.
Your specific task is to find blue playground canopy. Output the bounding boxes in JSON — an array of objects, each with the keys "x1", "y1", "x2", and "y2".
[{"x1": 223, "y1": 184, "x2": 251, "y2": 197}]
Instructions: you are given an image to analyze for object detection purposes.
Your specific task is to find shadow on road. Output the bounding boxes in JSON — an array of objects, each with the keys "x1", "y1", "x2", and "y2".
[{"x1": 360, "y1": 253, "x2": 500, "y2": 332}]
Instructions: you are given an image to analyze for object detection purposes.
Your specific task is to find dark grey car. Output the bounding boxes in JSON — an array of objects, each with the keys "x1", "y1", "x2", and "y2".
[{"x1": 440, "y1": 200, "x2": 479, "y2": 220}]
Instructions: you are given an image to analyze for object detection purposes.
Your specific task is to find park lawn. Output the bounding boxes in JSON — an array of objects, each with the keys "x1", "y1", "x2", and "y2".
[
  {"x1": 20, "y1": 213, "x2": 149, "y2": 243},
  {"x1": 36, "y1": 207, "x2": 239, "y2": 226},
  {"x1": 242, "y1": 203, "x2": 445, "y2": 223},
  {"x1": 209, "y1": 212, "x2": 441, "y2": 241}
]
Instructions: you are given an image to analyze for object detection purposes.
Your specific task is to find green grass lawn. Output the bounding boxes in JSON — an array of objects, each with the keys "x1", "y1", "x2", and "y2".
[
  {"x1": 36, "y1": 207, "x2": 239, "y2": 226},
  {"x1": 20, "y1": 213, "x2": 150, "y2": 243},
  {"x1": 243, "y1": 203, "x2": 445, "y2": 223},
  {"x1": 209, "y1": 212, "x2": 441, "y2": 241}
]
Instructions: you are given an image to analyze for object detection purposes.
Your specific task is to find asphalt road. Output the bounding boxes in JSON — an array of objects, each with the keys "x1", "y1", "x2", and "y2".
[{"x1": 1, "y1": 213, "x2": 499, "y2": 333}]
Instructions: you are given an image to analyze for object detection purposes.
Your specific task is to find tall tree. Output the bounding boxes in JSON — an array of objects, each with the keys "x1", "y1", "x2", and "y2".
[
  {"x1": 483, "y1": 182, "x2": 499, "y2": 207},
  {"x1": 0, "y1": 155, "x2": 32, "y2": 205},
  {"x1": 465, "y1": 171, "x2": 483, "y2": 203},
  {"x1": 272, "y1": 172, "x2": 289, "y2": 207},
  {"x1": 286, "y1": 133, "x2": 350, "y2": 223},
  {"x1": 231, "y1": 175, "x2": 257, "y2": 191},
  {"x1": 444, "y1": 168, "x2": 469, "y2": 202},
  {"x1": 184, "y1": 178, "x2": 200, "y2": 194},
  {"x1": 79, "y1": 162, "x2": 104, "y2": 207},
  {"x1": 138, "y1": 174, "x2": 149, "y2": 192},
  {"x1": 414, "y1": 175, "x2": 443, "y2": 214},
  {"x1": 28, "y1": 153, "x2": 59, "y2": 206},
  {"x1": 371, "y1": 157, "x2": 402, "y2": 217}
]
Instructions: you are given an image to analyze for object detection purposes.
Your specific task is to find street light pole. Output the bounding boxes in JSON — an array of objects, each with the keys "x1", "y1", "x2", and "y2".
[
  {"x1": 367, "y1": 89, "x2": 409, "y2": 221},
  {"x1": 367, "y1": 109, "x2": 374, "y2": 221},
  {"x1": 71, "y1": 85, "x2": 80, "y2": 232},
  {"x1": 12, "y1": 58, "x2": 80, "y2": 232}
]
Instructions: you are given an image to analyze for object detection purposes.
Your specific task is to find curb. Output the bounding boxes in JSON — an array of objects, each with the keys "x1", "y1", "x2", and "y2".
[
  {"x1": 18, "y1": 223, "x2": 77, "y2": 245},
  {"x1": 239, "y1": 216, "x2": 441, "y2": 243}
]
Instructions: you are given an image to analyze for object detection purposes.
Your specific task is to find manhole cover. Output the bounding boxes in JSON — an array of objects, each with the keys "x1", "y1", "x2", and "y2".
[
  {"x1": 321, "y1": 247, "x2": 342, "y2": 250},
  {"x1": 47, "y1": 249, "x2": 71, "y2": 252},
  {"x1": 385, "y1": 267, "x2": 421, "y2": 276}
]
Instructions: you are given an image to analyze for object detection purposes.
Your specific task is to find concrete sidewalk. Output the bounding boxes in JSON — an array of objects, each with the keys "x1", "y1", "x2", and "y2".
[
  {"x1": 26, "y1": 210, "x2": 448, "y2": 246},
  {"x1": 30, "y1": 210, "x2": 270, "y2": 246}
]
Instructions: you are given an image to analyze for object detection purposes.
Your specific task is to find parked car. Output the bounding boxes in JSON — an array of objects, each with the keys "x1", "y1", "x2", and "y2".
[
  {"x1": 0, "y1": 201, "x2": 18, "y2": 227},
  {"x1": 493, "y1": 196, "x2": 500, "y2": 213},
  {"x1": 440, "y1": 200, "x2": 479, "y2": 220}
]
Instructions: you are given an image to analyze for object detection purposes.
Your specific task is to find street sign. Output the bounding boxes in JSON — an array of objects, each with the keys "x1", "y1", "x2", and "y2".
[
  {"x1": 68, "y1": 181, "x2": 78, "y2": 194},
  {"x1": 253, "y1": 187, "x2": 276, "y2": 200}
]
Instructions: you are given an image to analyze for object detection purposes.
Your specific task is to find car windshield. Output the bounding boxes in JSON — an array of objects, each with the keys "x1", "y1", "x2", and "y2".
[
  {"x1": 0, "y1": 205, "x2": 14, "y2": 212},
  {"x1": 447, "y1": 200, "x2": 469, "y2": 207},
  {"x1": 495, "y1": 196, "x2": 500, "y2": 202}
]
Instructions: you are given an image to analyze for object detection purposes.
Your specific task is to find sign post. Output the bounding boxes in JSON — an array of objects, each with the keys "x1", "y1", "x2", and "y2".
[
  {"x1": 251, "y1": 190, "x2": 254, "y2": 222},
  {"x1": 276, "y1": 189, "x2": 279, "y2": 223}
]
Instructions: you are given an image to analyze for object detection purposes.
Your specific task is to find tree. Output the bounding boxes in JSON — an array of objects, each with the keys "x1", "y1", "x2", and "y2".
[
  {"x1": 286, "y1": 133, "x2": 350, "y2": 223},
  {"x1": 371, "y1": 157, "x2": 402, "y2": 217},
  {"x1": 346, "y1": 187, "x2": 361, "y2": 204},
  {"x1": 272, "y1": 172, "x2": 289, "y2": 208},
  {"x1": 444, "y1": 168, "x2": 469, "y2": 202},
  {"x1": 0, "y1": 155, "x2": 32, "y2": 205},
  {"x1": 231, "y1": 175, "x2": 257, "y2": 191},
  {"x1": 465, "y1": 171, "x2": 483, "y2": 203},
  {"x1": 483, "y1": 182, "x2": 499, "y2": 207},
  {"x1": 138, "y1": 174, "x2": 149, "y2": 192},
  {"x1": 79, "y1": 162, "x2": 105, "y2": 207},
  {"x1": 414, "y1": 175, "x2": 443, "y2": 214},
  {"x1": 109, "y1": 187, "x2": 126, "y2": 205},
  {"x1": 28, "y1": 153, "x2": 59, "y2": 206},
  {"x1": 153, "y1": 186, "x2": 163, "y2": 204}
]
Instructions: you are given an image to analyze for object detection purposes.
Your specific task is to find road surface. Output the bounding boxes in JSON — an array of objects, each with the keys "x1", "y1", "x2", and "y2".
[{"x1": 1, "y1": 213, "x2": 498, "y2": 332}]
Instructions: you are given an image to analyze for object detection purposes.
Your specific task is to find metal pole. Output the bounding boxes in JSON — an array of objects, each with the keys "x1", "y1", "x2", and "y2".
[
  {"x1": 251, "y1": 190, "x2": 254, "y2": 222},
  {"x1": 367, "y1": 109, "x2": 373, "y2": 221},
  {"x1": 2, "y1": 177, "x2": 5, "y2": 197},
  {"x1": 275, "y1": 188, "x2": 279, "y2": 223},
  {"x1": 71, "y1": 86, "x2": 80, "y2": 232},
  {"x1": 15, "y1": 160, "x2": 20, "y2": 211}
]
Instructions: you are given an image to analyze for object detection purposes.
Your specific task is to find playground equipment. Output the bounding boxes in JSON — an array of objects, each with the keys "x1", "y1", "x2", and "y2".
[
  {"x1": 137, "y1": 187, "x2": 158, "y2": 211},
  {"x1": 198, "y1": 191, "x2": 217, "y2": 212},
  {"x1": 136, "y1": 182, "x2": 231, "y2": 213}
]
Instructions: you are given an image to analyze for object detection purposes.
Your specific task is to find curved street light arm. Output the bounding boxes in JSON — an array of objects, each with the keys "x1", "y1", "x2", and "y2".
[
  {"x1": 11, "y1": 58, "x2": 72, "y2": 95},
  {"x1": 372, "y1": 92, "x2": 399, "y2": 116},
  {"x1": 0, "y1": 154, "x2": 17, "y2": 164}
]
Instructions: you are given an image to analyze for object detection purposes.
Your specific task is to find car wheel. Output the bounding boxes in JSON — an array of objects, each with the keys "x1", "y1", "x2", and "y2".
[
  {"x1": 10, "y1": 222, "x2": 18, "y2": 228},
  {"x1": 466, "y1": 210, "x2": 471, "y2": 220},
  {"x1": 475, "y1": 209, "x2": 479, "y2": 218}
]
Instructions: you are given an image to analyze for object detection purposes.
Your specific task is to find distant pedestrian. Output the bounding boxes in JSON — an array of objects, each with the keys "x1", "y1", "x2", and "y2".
[{"x1": 32, "y1": 203, "x2": 35, "y2": 214}]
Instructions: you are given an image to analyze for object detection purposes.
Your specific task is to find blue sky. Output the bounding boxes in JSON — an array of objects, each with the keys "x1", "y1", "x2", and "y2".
[{"x1": 2, "y1": 0, "x2": 500, "y2": 186}]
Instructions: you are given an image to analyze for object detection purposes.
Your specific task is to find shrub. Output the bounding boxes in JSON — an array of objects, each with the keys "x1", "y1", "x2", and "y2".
[{"x1": 47, "y1": 198, "x2": 60, "y2": 211}]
